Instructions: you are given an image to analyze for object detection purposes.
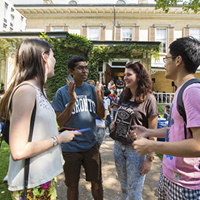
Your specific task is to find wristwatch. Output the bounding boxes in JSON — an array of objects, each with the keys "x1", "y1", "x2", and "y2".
[
  {"x1": 147, "y1": 155, "x2": 154, "y2": 162},
  {"x1": 51, "y1": 136, "x2": 58, "y2": 147}
]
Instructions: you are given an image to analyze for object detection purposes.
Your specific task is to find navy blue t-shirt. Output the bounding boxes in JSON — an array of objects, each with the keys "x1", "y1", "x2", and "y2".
[{"x1": 52, "y1": 82, "x2": 97, "y2": 152}]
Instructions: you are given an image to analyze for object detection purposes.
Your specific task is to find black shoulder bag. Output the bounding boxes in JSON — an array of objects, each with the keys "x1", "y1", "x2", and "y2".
[{"x1": 0, "y1": 83, "x2": 36, "y2": 200}]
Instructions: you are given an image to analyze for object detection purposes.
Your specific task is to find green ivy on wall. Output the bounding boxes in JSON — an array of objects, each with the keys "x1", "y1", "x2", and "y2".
[
  {"x1": 0, "y1": 33, "x2": 160, "y2": 100},
  {"x1": 39, "y1": 33, "x2": 93, "y2": 100}
]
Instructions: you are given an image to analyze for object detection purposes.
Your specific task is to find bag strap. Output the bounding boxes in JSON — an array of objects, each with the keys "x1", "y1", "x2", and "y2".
[
  {"x1": 177, "y1": 78, "x2": 200, "y2": 139},
  {"x1": 23, "y1": 99, "x2": 36, "y2": 200},
  {"x1": 0, "y1": 83, "x2": 37, "y2": 200},
  {"x1": 0, "y1": 83, "x2": 33, "y2": 147}
]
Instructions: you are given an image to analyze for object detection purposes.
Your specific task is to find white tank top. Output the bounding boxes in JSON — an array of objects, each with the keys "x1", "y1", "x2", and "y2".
[{"x1": 8, "y1": 83, "x2": 64, "y2": 191}]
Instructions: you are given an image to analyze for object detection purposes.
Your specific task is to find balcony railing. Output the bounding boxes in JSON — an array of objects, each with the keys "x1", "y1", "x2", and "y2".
[{"x1": 153, "y1": 92, "x2": 174, "y2": 104}]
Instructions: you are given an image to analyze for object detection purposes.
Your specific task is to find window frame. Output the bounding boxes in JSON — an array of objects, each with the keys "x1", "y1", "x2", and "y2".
[
  {"x1": 88, "y1": 27, "x2": 100, "y2": 40},
  {"x1": 155, "y1": 28, "x2": 167, "y2": 54},
  {"x1": 121, "y1": 27, "x2": 133, "y2": 41},
  {"x1": 189, "y1": 29, "x2": 200, "y2": 40},
  {"x1": 51, "y1": 27, "x2": 63, "y2": 32}
]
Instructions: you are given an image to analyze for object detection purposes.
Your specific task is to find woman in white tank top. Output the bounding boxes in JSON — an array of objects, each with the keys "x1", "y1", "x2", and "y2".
[{"x1": 0, "y1": 39, "x2": 81, "y2": 200}]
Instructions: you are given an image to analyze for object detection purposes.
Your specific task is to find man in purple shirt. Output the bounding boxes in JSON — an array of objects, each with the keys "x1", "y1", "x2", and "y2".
[{"x1": 132, "y1": 37, "x2": 200, "y2": 199}]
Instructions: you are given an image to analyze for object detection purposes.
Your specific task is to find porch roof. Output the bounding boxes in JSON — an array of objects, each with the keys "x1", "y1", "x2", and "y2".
[{"x1": 0, "y1": 31, "x2": 69, "y2": 38}]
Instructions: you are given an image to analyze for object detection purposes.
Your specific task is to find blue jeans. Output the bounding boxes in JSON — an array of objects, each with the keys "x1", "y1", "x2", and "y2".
[
  {"x1": 95, "y1": 127, "x2": 105, "y2": 147},
  {"x1": 113, "y1": 110, "x2": 117, "y2": 120},
  {"x1": 105, "y1": 114, "x2": 111, "y2": 133},
  {"x1": 114, "y1": 141, "x2": 146, "y2": 200}
]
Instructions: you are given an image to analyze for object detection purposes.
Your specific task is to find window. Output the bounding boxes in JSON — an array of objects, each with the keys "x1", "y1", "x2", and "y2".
[
  {"x1": 10, "y1": 27, "x2": 13, "y2": 31},
  {"x1": 3, "y1": 24, "x2": 7, "y2": 29},
  {"x1": 116, "y1": 0, "x2": 126, "y2": 4},
  {"x1": 88, "y1": 28, "x2": 100, "y2": 40},
  {"x1": 121, "y1": 28, "x2": 132, "y2": 41},
  {"x1": 10, "y1": 15, "x2": 14, "y2": 27},
  {"x1": 190, "y1": 29, "x2": 200, "y2": 40},
  {"x1": 69, "y1": 0, "x2": 77, "y2": 4},
  {"x1": 11, "y1": 7, "x2": 14, "y2": 12},
  {"x1": 68, "y1": 29, "x2": 80, "y2": 35},
  {"x1": 20, "y1": 16, "x2": 24, "y2": 31},
  {"x1": 4, "y1": 3, "x2": 8, "y2": 22},
  {"x1": 156, "y1": 28, "x2": 167, "y2": 53},
  {"x1": 98, "y1": 61, "x2": 103, "y2": 72},
  {"x1": 52, "y1": 27, "x2": 63, "y2": 31}
]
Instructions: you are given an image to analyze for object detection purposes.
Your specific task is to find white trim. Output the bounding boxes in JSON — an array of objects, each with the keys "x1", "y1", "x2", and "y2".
[{"x1": 108, "y1": 58, "x2": 129, "y2": 68}]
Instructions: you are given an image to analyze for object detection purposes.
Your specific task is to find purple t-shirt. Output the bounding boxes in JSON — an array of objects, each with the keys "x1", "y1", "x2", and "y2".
[{"x1": 163, "y1": 82, "x2": 200, "y2": 190}]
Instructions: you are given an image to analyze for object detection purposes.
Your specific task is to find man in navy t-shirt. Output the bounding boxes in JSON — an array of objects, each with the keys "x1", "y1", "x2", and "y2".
[
  {"x1": 52, "y1": 55, "x2": 105, "y2": 200},
  {"x1": 116, "y1": 76, "x2": 124, "y2": 96}
]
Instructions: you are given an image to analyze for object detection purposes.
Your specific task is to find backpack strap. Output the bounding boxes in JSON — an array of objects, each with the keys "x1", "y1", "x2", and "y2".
[{"x1": 177, "y1": 78, "x2": 200, "y2": 139}]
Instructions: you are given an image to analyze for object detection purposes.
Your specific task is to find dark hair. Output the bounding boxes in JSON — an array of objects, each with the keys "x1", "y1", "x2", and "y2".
[
  {"x1": 169, "y1": 37, "x2": 200, "y2": 73},
  {"x1": 114, "y1": 90, "x2": 117, "y2": 95},
  {"x1": 166, "y1": 105, "x2": 170, "y2": 109},
  {"x1": 0, "y1": 39, "x2": 51, "y2": 119},
  {"x1": 121, "y1": 62, "x2": 152, "y2": 103},
  {"x1": 67, "y1": 55, "x2": 86, "y2": 71},
  {"x1": 104, "y1": 90, "x2": 111, "y2": 96}
]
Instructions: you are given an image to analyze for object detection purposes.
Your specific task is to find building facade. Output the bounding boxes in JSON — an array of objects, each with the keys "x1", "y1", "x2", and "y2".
[
  {"x1": 0, "y1": 0, "x2": 26, "y2": 32},
  {"x1": 2, "y1": 0, "x2": 200, "y2": 93}
]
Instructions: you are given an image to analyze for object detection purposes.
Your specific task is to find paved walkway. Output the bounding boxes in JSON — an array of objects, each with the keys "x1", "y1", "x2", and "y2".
[{"x1": 55, "y1": 136, "x2": 162, "y2": 200}]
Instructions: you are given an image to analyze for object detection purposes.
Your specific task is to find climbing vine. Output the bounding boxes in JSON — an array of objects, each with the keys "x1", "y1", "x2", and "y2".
[{"x1": 0, "y1": 33, "x2": 160, "y2": 100}]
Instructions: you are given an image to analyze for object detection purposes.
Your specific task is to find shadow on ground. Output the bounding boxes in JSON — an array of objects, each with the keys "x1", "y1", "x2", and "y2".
[{"x1": 55, "y1": 137, "x2": 162, "y2": 200}]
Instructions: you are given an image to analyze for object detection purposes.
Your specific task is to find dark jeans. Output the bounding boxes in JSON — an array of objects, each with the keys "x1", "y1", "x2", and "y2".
[
  {"x1": 113, "y1": 111, "x2": 117, "y2": 121},
  {"x1": 105, "y1": 114, "x2": 111, "y2": 133}
]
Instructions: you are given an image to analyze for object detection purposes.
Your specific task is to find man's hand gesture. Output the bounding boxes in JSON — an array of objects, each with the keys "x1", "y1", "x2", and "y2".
[{"x1": 95, "y1": 73, "x2": 102, "y2": 94}]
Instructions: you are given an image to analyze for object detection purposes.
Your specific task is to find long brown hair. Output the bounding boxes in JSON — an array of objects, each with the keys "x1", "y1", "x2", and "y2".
[
  {"x1": 121, "y1": 61, "x2": 152, "y2": 103},
  {"x1": 0, "y1": 39, "x2": 51, "y2": 120}
]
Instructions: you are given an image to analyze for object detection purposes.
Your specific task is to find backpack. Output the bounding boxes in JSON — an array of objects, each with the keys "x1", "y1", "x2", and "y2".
[{"x1": 177, "y1": 78, "x2": 200, "y2": 139}]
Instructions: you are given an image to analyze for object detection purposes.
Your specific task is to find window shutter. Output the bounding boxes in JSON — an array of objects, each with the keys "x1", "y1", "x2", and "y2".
[
  {"x1": 149, "y1": 26, "x2": 155, "y2": 41},
  {"x1": 63, "y1": 26, "x2": 69, "y2": 32},
  {"x1": 45, "y1": 26, "x2": 51, "y2": 32},
  {"x1": 183, "y1": 27, "x2": 189, "y2": 37},
  {"x1": 168, "y1": 27, "x2": 174, "y2": 46},
  {"x1": 115, "y1": 26, "x2": 121, "y2": 41},
  {"x1": 82, "y1": 26, "x2": 87, "y2": 37},
  {"x1": 100, "y1": 26, "x2": 106, "y2": 40},
  {"x1": 133, "y1": 26, "x2": 140, "y2": 41}
]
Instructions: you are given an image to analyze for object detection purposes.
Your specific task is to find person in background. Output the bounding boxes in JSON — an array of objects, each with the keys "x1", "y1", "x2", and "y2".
[
  {"x1": 132, "y1": 37, "x2": 200, "y2": 199},
  {"x1": 0, "y1": 39, "x2": 80, "y2": 199},
  {"x1": 164, "y1": 105, "x2": 170, "y2": 120},
  {"x1": 112, "y1": 90, "x2": 119, "y2": 120},
  {"x1": 104, "y1": 90, "x2": 112, "y2": 134},
  {"x1": 87, "y1": 79, "x2": 107, "y2": 147},
  {"x1": 108, "y1": 79, "x2": 116, "y2": 95},
  {"x1": 52, "y1": 55, "x2": 105, "y2": 200},
  {"x1": 110, "y1": 61, "x2": 158, "y2": 200},
  {"x1": 95, "y1": 96, "x2": 108, "y2": 147},
  {"x1": 116, "y1": 76, "x2": 124, "y2": 96}
]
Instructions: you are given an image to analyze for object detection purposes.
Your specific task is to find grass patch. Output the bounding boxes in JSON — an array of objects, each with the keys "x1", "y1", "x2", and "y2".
[{"x1": 0, "y1": 141, "x2": 11, "y2": 200}]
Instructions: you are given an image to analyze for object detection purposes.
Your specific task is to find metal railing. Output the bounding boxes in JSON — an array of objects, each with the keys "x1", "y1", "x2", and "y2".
[{"x1": 153, "y1": 92, "x2": 174, "y2": 104}]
